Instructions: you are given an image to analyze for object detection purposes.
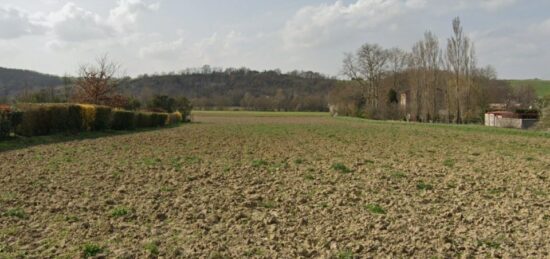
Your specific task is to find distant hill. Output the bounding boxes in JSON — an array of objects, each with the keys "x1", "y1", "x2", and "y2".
[
  {"x1": 120, "y1": 69, "x2": 338, "y2": 111},
  {"x1": 508, "y1": 79, "x2": 550, "y2": 97},
  {"x1": 0, "y1": 67, "x2": 337, "y2": 111},
  {"x1": 0, "y1": 67, "x2": 63, "y2": 98}
]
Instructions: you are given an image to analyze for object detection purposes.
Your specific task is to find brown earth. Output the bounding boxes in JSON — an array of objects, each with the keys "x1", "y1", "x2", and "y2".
[{"x1": 1, "y1": 112, "x2": 549, "y2": 258}]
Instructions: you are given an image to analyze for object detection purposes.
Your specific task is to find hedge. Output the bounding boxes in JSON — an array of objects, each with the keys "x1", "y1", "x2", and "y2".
[
  {"x1": 111, "y1": 109, "x2": 136, "y2": 130},
  {"x1": 168, "y1": 111, "x2": 183, "y2": 125},
  {"x1": 93, "y1": 106, "x2": 112, "y2": 131},
  {"x1": 8, "y1": 103, "x2": 185, "y2": 138},
  {"x1": 0, "y1": 107, "x2": 23, "y2": 139}
]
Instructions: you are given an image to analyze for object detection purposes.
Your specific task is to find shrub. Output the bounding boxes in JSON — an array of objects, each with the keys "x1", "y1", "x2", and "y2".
[
  {"x1": 16, "y1": 105, "x2": 52, "y2": 136},
  {"x1": 110, "y1": 109, "x2": 136, "y2": 130},
  {"x1": 79, "y1": 104, "x2": 96, "y2": 131},
  {"x1": 136, "y1": 112, "x2": 153, "y2": 128},
  {"x1": 93, "y1": 106, "x2": 112, "y2": 131},
  {"x1": 1, "y1": 109, "x2": 23, "y2": 139},
  {"x1": 167, "y1": 111, "x2": 183, "y2": 125},
  {"x1": 16, "y1": 104, "x2": 83, "y2": 136},
  {"x1": 151, "y1": 113, "x2": 168, "y2": 127}
]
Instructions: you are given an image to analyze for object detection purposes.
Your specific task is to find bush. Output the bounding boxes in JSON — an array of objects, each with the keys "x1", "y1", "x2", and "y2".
[
  {"x1": 151, "y1": 113, "x2": 168, "y2": 127},
  {"x1": 16, "y1": 104, "x2": 83, "y2": 136},
  {"x1": 79, "y1": 104, "x2": 96, "y2": 131},
  {"x1": 93, "y1": 106, "x2": 112, "y2": 131},
  {"x1": 0, "y1": 111, "x2": 9, "y2": 139},
  {"x1": 167, "y1": 111, "x2": 183, "y2": 125},
  {"x1": 16, "y1": 105, "x2": 52, "y2": 136},
  {"x1": 111, "y1": 109, "x2": 136, "y2": 130},
  {"x1": 9, "y1": 103, "x2": 183, "y2": 137},
  {"x1": 136, "y1": 112, "x2": 153, "y2": 128}
]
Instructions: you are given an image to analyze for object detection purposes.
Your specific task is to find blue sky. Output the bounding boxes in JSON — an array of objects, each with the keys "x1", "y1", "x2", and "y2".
[{"x1": 0, "y1": 0, "x2": 549, "y2": 79}]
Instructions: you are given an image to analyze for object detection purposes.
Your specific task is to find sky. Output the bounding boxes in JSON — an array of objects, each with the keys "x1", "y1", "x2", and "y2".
[{"x1": 0, "y1": 0, "x2": 549, "y2": 79}]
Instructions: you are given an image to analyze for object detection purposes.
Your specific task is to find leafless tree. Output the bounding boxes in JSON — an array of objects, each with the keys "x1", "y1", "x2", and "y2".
[
  {"x1": 446, "y1": 17, "x2": 475, "y2": 123},
  {"x1": 342, "y1": 43, "x2": 389, "y2": 110},
  {"x1": 73, "y1": 55, "x2": 123, "y2": 106}
]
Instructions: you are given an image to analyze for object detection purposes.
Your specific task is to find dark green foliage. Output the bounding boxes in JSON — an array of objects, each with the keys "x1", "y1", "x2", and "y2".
[
  {"x1": 331, "y1": 163, "x2": 352, "y2": 173},
  {"x1": 148, "y1": 95, "x2": 176, "y2": 112},
  {"x1": 151, "y1": 113, "x2": 168, "y2": 127},
  {"x1": 110, "y1": 110, "x2": 136, "y2": 130},
  {"x1": 0, "y1": 109, "x2": 22, "y2": 139},
  {"x1": 417, "y1": 181, "x2": 434, "y2": 191},
  {"x1": 93, "y1": 106, "x2": 112, "y2": 131},
  {"x1": 365, "y1": 204, "x2": 386, "y2": 214},
  {"x1": 15, "y1": 104, "x2": 83, "y2": 136},
  {"x1": 82, "y1": 243, "x2": 103, "y2": 257},
  {"x1": 136, "y1": 112, "x2": 153, "y2": 128},
  {"x1": 4, "y1": 208, "x2": 27, "y2": 219},
  {"x1": 2, "y1": 103, "x2": 181, "y2": 139}
]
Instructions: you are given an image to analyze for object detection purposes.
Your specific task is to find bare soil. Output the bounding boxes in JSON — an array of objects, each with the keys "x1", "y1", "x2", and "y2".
[{"x1": 1, "y1": 112, "x2": 549, "y2": 258}]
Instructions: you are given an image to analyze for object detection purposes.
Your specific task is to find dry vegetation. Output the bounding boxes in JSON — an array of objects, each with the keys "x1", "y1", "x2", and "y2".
[{"x1": 1, "y1": 111, "x2": 549, "y2": 258}]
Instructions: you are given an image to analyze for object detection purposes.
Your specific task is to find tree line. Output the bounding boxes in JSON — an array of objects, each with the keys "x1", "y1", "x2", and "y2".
[{"x1": 334, "y1": 17, "x2": 541, "y2": 123}]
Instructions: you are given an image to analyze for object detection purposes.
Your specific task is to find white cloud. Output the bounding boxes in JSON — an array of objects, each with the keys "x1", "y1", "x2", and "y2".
[
  {"x1": 45, "y1": 2, "x2": 114, "y2": 42},
  {"x1": 139, "y1": 37, "x2": 185, "y2": 59},
  {"x1": 282, "y1": 0, "x2": 409, "y2": 49},
  {"x1": 0, "y1": 6, "x2": 44, "y2": 39},
  {"x1": 108, "y1": 0, "x2": 160, "y2": 31},
  {"x1": 11, "y1": 0, "x2": 160, "y2": 43},
  {"x1": 139, "y1": 30, "x2": 248, "y2": 66}
]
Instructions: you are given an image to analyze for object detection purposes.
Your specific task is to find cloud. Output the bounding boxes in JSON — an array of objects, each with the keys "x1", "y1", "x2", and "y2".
[
  {"x1": 139, "y1": 30, "x2": 248, "y2": 65},
  {"x1": 108, "y1": 0, "x2": 160, "y2": 31},
  {"x1": 45, "y1": 3, "x2": 114, "y2": 42},
  {"x1": 139, "y1": 37, "x2": 185, "y2": 59},
  {"x1": 282, "y1": 0, "x2": 411, "y2": 49},
  {"x1": 0, "y1": 6, "x2": 44, "y2": 39},
  {"x1": 14, "y1": 0, "x2": 160, "y2": 43}
]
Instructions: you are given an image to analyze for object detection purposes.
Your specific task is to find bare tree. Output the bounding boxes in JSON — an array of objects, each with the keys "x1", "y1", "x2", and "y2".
[
  {"x1": 73, "y1": 55, "x2": 123, "y2": 106},
  {"x1": 342, "y1": 43, "x2": 389, "y2": 110},
  {"x1": 446, "y1": 17, "x2": 474, "y2": 123},
  {"x1": 387, "y1": 48, "x2": 408, "y2": 90}
]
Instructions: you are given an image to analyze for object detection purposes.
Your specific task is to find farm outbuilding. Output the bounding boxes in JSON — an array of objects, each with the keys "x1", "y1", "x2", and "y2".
[{"x1": 485, "y1": 111, "x2": 539, "y2": 129}]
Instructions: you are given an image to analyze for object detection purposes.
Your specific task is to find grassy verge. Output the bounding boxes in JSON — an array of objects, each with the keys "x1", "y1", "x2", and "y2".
[{"x1": 192, "y1": 110, "x2": 329, "y2": 117}]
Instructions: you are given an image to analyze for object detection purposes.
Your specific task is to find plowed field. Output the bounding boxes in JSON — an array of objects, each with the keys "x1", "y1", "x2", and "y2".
[{"x1": 1, "y1": 111, "x2": 549, "y2": 258}]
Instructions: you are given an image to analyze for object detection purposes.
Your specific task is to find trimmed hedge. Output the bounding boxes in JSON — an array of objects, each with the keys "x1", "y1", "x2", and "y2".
[
  {"x1": 93, "y1": 106, "x2": 112, "y2": 131},
  {"x1": 111, "y1": 109, "x2": 136, "y2": 130},
  {"x1": 16, "y1": 104, "x2": 83, "y2": 136},
  {"x1": 8, "y1": 103, "x2": 185, "y2": 138},
  {"x1": 0, "y1": 108, "x2": 23, "y2": 139}
]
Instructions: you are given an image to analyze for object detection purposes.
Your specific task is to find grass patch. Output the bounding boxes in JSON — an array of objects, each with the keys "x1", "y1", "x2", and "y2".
[
  {"x1": 82, "y1": 243, "x2": 103, "y2": 257},
  {"x1": 443, "y1": 159, "x2": 455, "y2": 167},
  {"x1": 336, "y1": 250, "x2": 354, "y2": 259},
  {"x1": 391, "y1": 171, "x2": 407, "y2": 179},
  {"x1": 243, "y1": 247, "x2": 265, "y2": 256},
  {"x1": 64, "y1": 215, "x2": 79, "y2": 223},
  {"x1": 304, "y1": 173, "x2": 315, "y2": 180},
  {"x1": 416, "y1": 182, "x2": 434, "y2": 191},
  {"x1": 294, "y1": 158, "x2": 305, "y2": 164},
  {"x1": 144, "y1": 242, "x2": 159, "y2": 255},
  {"x1": 110, "y1": 207, "x2": 130, "y2": 218},
  {"x1": 365, "y1": 204, "x2": 386, "y2": 214},
  {"x1": 331, "y1": 163, "x2": 352, "y2": 173},
  {"x1": 4, "y1": 208, "x2": 27, "y2": 219},
  {"x1": 251, "y1": 159, "x2": 269, "y2": 168},
  {"x1": 477, "y1": 239, "x2": 501, "y2": 249},
  {"x1": 488, "y1": 187, "x2": 506, "y2": 195},
  {"x1": 259, "y1": 200, "x2": 277, "y2": 209},
  {"x1": 143, "y1": 157, "x2": 162, "y2": 166}
]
